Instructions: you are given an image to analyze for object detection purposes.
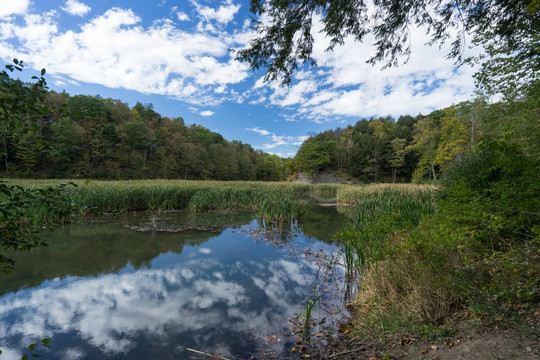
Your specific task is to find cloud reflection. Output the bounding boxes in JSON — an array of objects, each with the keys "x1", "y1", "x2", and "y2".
[{"x1": 0, "y1": 235, "x2": 323, "y2": 359}]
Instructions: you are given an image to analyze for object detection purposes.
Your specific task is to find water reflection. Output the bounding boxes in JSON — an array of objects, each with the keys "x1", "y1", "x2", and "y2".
[{"x1": 0, "y1": 208, "x2": 346, "y2": 359}]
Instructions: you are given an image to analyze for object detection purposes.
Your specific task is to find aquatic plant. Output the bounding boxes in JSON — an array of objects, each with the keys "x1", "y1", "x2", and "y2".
[
  {"x1": 6, "y1": 180, "x2": 341, "y2": 223},
  {"x1": 336, "y1": 184, "x2": 437, "y2": 272}
]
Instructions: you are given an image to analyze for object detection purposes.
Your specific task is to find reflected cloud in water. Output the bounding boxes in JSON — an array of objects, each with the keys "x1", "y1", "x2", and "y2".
[{"x1": 0, "y1": 223, "x2": 339, "y2": 359}]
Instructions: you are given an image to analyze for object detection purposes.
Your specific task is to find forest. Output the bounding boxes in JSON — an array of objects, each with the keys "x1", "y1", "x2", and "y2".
[
  {"x1": 294, "y1": 99, "x2": 485, "y2": 183},
  {"x1": 0, "y1": 78, "x2": 504, "y2": 185},
  {"x1": 1, "y1": 88, "x2": 288, "y2": 181}
]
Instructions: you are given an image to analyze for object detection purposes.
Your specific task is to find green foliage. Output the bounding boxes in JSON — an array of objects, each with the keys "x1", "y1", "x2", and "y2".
[
  {"x1": 336, "y1": 184, "x2": 436, "y2": 273},
  {"x1": 12, "y1": 180, "x2": 329, "y2": 223},
  {"x1": 0, "y1": 59, "x2": 48, "y2": 174},
  {"x1": 20, "y1": 338, "x2": 51, "y2": 360},
  {"x1": 0, "y1": 59, "x2": 78, "y2": 273},
  {"x1": 348, "y1": 84, "x2": 540, "y2": 337},
  {"x1": 237, "y1": 0, "x2": 537, "y2": 88},
  {"x1": 0, "y1": 182, "x2": 76, "y2": 272},
  {"x1": 295, "y1": 140, "x2": 333, "y2": 178},
  {"x1": 3, "y1": 91, "x2": 291, "y2": 180}
]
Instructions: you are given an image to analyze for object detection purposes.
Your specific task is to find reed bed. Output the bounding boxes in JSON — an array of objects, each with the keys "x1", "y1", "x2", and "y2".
[
  {"x1": 336, "y1": 184, "x2": 437, "y2": 276},
  {"x1": 337, "y1": 183, "x2": 437, "y2": 206},
  {"x1": 5, "y1": 179, "x2": 335, "y2": 223}
]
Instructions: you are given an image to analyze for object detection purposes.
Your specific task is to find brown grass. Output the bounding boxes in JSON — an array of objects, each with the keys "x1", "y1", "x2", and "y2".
[{"x1": 351, "y1": 236, "x2": 459, "y2": 333}]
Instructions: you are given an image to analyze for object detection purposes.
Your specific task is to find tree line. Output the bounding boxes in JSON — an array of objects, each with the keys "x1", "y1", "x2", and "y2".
[
  {"x1": 1, "y1": 86, "x2": 288, "y2": 181},
  {"x1": 1, "y1": 70, "x2": 532, "y2": 185},
  {"x1": 293, "y1": 97, "x2": 492, "y2": 183}
]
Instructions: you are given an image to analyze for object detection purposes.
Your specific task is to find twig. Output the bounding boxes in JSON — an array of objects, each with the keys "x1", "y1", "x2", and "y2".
[
  {"x1": 186, "y1": 348, "x2": 232, "y2": 360},
  {"x1": 327, "y1": 341, "x2": 377, "y2": 358}
]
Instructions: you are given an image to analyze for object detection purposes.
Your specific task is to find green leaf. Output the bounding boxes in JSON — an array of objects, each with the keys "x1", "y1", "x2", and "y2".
[
  {"x1": 28, "y1": 344, "x2": 37, "y2": 351},
  {"x1": 22, "y1": 355, "x2": 29, "y2": 360},
  {"x1": 40, "y1": 68, "x2": 46, "y2": 76},
  {"x1": 41, "y1": 339, "x2": 51, "y2": 345}
]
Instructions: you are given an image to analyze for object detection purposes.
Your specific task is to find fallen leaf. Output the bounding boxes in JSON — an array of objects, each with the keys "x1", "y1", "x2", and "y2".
[
  {"x1": 431, "y1": 345, "x2": 439, "y2": 350},
  {"x1": 315, "y1": 332, "x2": 324, "y2": 337},
  {"x1": 344, "y1": 329, "x2": 350, "y2": 334},
  {"x1": 291, "y1": 347, "x2": 296, "y2": 352},
  {"x1": 445, "y1": 341, "x2": 454, "y2": 348},
  {"x1": 300, "y1": 354, "x2": 311, "y2": 359},
  {"x1": 421, "y1": 349, "x2": 428, "y2": 355}
]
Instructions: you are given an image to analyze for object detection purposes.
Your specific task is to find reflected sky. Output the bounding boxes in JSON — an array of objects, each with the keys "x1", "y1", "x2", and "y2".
[{"x1": 0, "y1": 210, "x2": 346, "y2": 360}]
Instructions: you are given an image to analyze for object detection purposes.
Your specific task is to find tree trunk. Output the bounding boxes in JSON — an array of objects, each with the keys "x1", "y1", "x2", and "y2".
[
  {"x1": 3, "y1": 141, "x2": 8, "y2": 174},
  {"x1": 471, "y1": 113, "x2": 476, "y2": 150}
]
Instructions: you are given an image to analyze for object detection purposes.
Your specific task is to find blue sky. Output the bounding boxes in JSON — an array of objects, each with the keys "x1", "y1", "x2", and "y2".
[{"x1": 0, "y1": 0, "x2": 479, "y2": 157}]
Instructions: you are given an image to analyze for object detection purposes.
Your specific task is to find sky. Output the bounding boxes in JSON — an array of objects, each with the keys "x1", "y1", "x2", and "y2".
[{"x1": 0, "y1": 0, "x2": 480, "y2": 157}]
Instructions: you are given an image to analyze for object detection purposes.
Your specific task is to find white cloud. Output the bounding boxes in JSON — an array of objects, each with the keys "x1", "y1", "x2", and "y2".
[
  {"x1": 0, "y1": 7, "x2": 250, "y2": 105},
  {"x1": 199, "y1": 247, "x2": 212, "y2": 254},
  {"x1": 246, "y1": 127, "x2": 270, "y2": 136},
  {"x1": 252, "y1": 14, "x2": 479, "y2": 121},
  {"x1": 200, "y1": 110, "x2": 214, "y2": 116},
  {"x1": 0, "y1": 0, "x2": 30, "y2": 19},
  {"x1": 61, "y1": 0, "x2": 91, "y2": 17},
  {"x1": 247, "y1": 127, "x2": 308, "y2": 150},
  {"x1": 192, "y1": 0, "x2": 240, "y2": 25},
  {"x1": 176, "y1": 11, "x2": 189, "y2": 21}
]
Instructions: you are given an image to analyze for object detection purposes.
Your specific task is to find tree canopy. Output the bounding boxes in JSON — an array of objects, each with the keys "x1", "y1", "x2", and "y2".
[{"x1": 237, "y1": 0, "x2": 540, "y2": 93}]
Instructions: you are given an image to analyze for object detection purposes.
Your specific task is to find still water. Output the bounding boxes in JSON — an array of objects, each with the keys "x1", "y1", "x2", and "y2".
[{"x1": 0, "y1": 206, "x2": 347, "y2": 359}]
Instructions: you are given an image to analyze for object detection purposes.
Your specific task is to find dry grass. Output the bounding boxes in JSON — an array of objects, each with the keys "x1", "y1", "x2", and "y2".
[{"x1": 351, "y1": 236, "x2": 459, "y2": 334}]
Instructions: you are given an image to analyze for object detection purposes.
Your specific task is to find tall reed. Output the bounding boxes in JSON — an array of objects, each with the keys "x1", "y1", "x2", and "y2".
[
  {"x1": 336, "y1": 184, "x2": 437, "y2": 273},
  {"x1": 6, "y1": 180, "x2": 333, "y2": 222}
]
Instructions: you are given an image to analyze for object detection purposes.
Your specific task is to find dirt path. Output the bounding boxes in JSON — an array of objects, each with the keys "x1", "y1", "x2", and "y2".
[{"x1": 317, "y1": 312, "x2": 539, "y2": 360}]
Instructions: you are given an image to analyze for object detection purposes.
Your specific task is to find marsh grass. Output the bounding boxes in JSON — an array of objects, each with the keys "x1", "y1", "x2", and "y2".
[
  {"x1": 334, "y1": 184, "x2": 445, "y2": 337},
  {"x1": 336, "y1": 184, "x2": 436, "y2": 268},
  {"x1": 6, "y1": 180, "x2": 336, "y2": 223},
  {"x1": 302, "y1": 294, "x2": 321, "y2": 343}
]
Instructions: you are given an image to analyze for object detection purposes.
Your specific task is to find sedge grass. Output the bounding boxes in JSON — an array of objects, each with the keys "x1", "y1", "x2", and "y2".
[
  {"x1": 4, "y1": 179, "x2": 340, "y2": 223},
  {"x1": 335, "y1": 184, "x2": 437, "y2": 276}
]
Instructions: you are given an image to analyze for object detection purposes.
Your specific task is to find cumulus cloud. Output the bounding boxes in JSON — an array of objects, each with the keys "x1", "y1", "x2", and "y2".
[
  {"x1": 0, "y1": 0, "x2": 30, "y2": 19},
  {"x1": 176, "y1": 11, "x2": 189, "y2": 21},
  {"x1": 0, "y1": 5, "x2": 250, "y2": 105},
  {"x1": 61, "y1": 0, "x2": 91, "y2": 17},
  {"x1": 251, "y1": 14, "x2": 479, "y2": 121},
  {"x1": 192, "y1": 0, "x2": 240, "y2": 24}
]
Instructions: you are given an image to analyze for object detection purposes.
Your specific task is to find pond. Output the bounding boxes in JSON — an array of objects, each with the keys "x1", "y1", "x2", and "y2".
[{"x1": 0, "y1": 206, "x2": 350, "y2": 359}]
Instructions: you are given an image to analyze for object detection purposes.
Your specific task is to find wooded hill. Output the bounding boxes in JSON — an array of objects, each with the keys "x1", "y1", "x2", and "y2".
[
  {"x1": 1, "y1": 89, "x2": 288, "y2": 181},
  {"x1": 1, "y1": 77, "x2": 531, "y2": 184},
  {"x1": 293, "y1": 99, "x2": 490, "y2": 183}
]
